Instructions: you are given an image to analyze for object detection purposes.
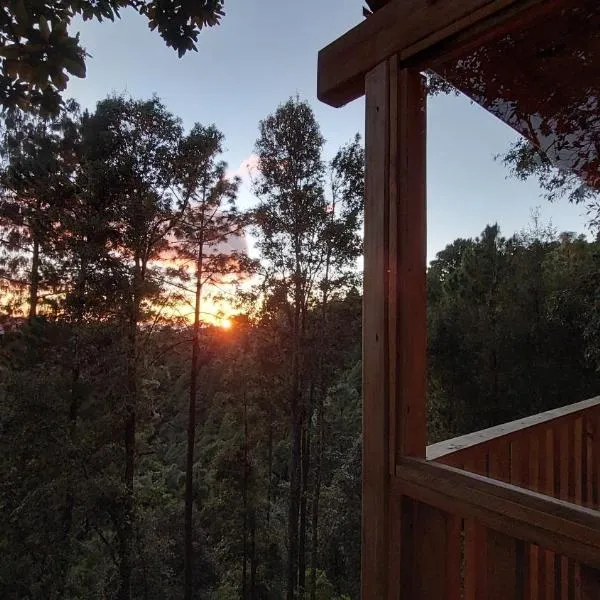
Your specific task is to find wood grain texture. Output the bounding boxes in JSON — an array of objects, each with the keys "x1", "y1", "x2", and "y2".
[
  {"x1": 362, "y1": 60, "x2": 390, "y2": 600},
  {"x1": 392, "y1": 67, "x2": 427, "y2": 463},
  {"x1": 362, "y1": 60, "x2": 428, "y2": 599},
  {"x1": 394, "y1": 458, "x2": 600, "y2": 570},
  {"x1": 486, "y1": 530, "x2": 525, "y2": 599},
  {"x1": 427, "y1": 397, "x2": 600, "y2": 463},
  {"x1": 317, "y1": 0, "x2": 551, "y2": 106},
  {"x1": 464, "y1": 453, "x2": 488, "y2": 599}
]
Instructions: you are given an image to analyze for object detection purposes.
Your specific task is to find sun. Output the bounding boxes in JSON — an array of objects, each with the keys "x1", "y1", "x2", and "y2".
[{"x1": 220, "y1": 318, "x2": 232, "y2": 330}]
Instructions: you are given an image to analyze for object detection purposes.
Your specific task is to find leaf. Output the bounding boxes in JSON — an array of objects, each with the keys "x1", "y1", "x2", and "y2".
[
  {"x1": 39, "y1": 16, "x2": 50, "y2": 41},
  {"x1": 62, "y1": 58, "x2": 86, "y2": 79},
  {"x1": 14, "y1": 0, "x2": 29, "y2": 26}
]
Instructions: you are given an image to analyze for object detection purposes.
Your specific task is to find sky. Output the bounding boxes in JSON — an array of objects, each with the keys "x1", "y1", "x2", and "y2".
[{"x1": 66, "y1": 0, "x2": 590, "y2": 262}]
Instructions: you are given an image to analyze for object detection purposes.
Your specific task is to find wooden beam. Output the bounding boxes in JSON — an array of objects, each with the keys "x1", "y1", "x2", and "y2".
[
  {"x1": 395, "y1": 458, "x2": 600, "y2": 570},
  {"x1": 317, "y1": 0, "x2": 552, "y2": 107},
  {"x1": 362, "y1": 58, "x2": 391, "y2": 600},
  {"x1": 390, "y1": 64, "x2": 427, "y2": 465},
  {"x1": 362, "y1": 60, "x2": 426, "y2": 599}
]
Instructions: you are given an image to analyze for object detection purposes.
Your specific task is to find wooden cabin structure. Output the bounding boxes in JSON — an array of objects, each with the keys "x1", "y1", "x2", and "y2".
[{"x1": 317, "y1": 1, "x2": 600, "y2": 598}]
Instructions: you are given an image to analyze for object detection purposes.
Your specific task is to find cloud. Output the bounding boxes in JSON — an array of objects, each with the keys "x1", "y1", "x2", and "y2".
[{"x1": 226, "y1": 153, "x2": 259, "y2": 182}]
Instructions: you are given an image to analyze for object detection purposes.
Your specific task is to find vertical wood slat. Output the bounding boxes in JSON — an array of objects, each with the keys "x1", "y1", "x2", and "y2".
[
  {"x1": 464, "y1": 452, "x2": 488, "y2": 600},
  {"x1": 584, "y1": 416, "x2": 594, "y2": 508},
  {"x1": 410, "y1": 503, "x2": 451, "y2": 600},
  {"x1": 445, "y1": 514, "x2": 462, "y2": 600},
  {"x1": 529, "y1": 432, "x2": 541, "y2": 600},
  {"x1": 486, "y1": 530, "x2": 526, "y2": 600},
  {"x1": 574, "y1": 417, "x2": 583, "y2": 600},
  {"x1": 511, "y1": 437, "x2": 531, "y2": 599},
  {"x1": 544, "y1": 428, "x2": 556, "y2": 600},
  {"x1": 558, "y1": 422, "x2": 571, "y2": 600},
  {"x1": 592, "y1": 415, "x2": 600, "y2": 509},
  {"x1": 362, "y1": 59, "x2": 391, "y2": 600},
  {"x1": 485, "y1": 439, "x2": 527, "y2": 598}
]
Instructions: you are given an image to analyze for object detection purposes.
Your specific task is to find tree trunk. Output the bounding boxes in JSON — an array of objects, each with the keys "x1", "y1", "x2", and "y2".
[
  {"x1": 250, "y1": 518, "x2": 257, "y2": 600},
  {"x1": 28, "y1": 235, "x2": 40, "y2": 320},
  {"x1": 298, "y1": 418, "x2": 311, "y2": 598},
  {"x1": 267, "y1": 423, "x2": 273, "y2": 526},
  {"x1": 287, "y1": 292, "x2": 303, "y2": 600},
  {"x1": 309, "y1": 403, "x2": 323, "y2": 600},
  {"x1": 118, "y1": 260, "x2": 142, "y2": 600},
  {"x1": 184, "y1": 241, "x2": 203, "y2": 600},
  {"x1": 287, "y1": 408, "x2": 302, "y2": 600},
  {"x1": 310, "y1": 240, "x2": 331, "y2": 600},
  {"x1": 242, "y1": 393, "x2": 249, "y2": 599},
  {"x1": 118, "y1": 407, "x2": 135, "y2": 600}
]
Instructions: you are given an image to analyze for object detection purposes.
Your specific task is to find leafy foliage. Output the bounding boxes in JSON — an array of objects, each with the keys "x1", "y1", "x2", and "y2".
[{"x1": 0, "y1": 0, "x2": 225, "y2": 114}]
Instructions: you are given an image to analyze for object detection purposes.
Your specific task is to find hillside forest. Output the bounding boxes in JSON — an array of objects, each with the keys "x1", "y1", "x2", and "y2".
[{"x1": 2, "y1": 93, "x2": 600, "y2": 600}]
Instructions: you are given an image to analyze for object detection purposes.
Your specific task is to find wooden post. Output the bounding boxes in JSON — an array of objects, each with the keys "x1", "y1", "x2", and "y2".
[{"x1": 362, "y1": 57, "x2": 427, "y2": 600}]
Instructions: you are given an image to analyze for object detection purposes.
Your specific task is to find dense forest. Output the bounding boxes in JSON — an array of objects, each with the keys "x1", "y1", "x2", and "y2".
[{"x1": 1, "y1": 87, "x2": 600, "y2": 600}]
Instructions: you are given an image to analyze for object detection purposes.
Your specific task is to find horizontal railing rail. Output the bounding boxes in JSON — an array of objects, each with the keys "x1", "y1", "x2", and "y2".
[
  {"x1": 395, "y1": 457, "x2": 600, "y2": 569},
  {"x1": 427, "y1": 396, "x2": 600, "y2": 464}
]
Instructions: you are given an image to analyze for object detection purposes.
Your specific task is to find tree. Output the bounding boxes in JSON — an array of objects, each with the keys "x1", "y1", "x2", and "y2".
[
  {"x1": 0, "y1": 101, "x2": 80, "y2": 318},
  {"x1": 308, "y1": 136, "x2": 363, "y2": 600},
  {"x1": 253, "y1": 97, "x2": 363, "y2": 600},
  {"x1": 79, "y1": 95, "x2": 184, "y2": 600},
  {"x1": 172, "y1": 123, "x2": 252, "y2": 600},
  {"x1": 427, "y1": 223, "x2": 600, "y2": 440},
  {"x1": 253, "y1": 97, "x2": 328, "y2": 600}
]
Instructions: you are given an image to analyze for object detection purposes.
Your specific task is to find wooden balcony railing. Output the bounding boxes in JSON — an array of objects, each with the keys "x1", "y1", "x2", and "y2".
[{"x1": 392, "y1": 396, "x2": 600, "y2": 599}]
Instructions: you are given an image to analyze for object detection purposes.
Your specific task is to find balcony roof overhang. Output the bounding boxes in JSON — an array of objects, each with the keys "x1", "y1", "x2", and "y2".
[{"x1": 317, "y1": 0, "x2": 560, "y2": 108}]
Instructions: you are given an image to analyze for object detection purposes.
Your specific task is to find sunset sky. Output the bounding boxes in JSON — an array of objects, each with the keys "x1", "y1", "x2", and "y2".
[{"x1": 64, "y1": 0, "x2": 590, "y2": 262}]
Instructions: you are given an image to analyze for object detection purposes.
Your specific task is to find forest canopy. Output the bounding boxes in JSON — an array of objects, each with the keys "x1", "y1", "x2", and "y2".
[{"x1": 2, "y1": 93, "x2": 600, "y2": 600}]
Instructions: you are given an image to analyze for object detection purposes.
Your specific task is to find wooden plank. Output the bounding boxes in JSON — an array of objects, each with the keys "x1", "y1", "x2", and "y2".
[
  {"x1": 529, "y1": 434, "x2": 541, "y2": 600},
  {"x1": 486, "y1": 530, "x2": 525, "y2": 599},
  {"x1": 427, "y1": 397, "x2": 600, "y2": 463},
  {"x1": 386, "y1": 55, "x2": 399, "y2": 474},
  {"x1": 510, "y1": 438, "x2": 531, "y2": 600},
  {"x1": 445, "y1": 515, "x2": 462, "y2": 600},
  {"x1": 574, "y1": 418, "x2": 583, "y2": 600},
  {"x1": 390, "y1": 63, "x2": 428, "y2": 599},
  {"x1": 559, "y1": 422, "x2": 571, "y2": 600},
  {"x1": 317, "y1": 0, "x2": 554, "y2": 106},
  {"x1": 464, "y1": 452, "x2": 488, "y2": 600},
  {"x1": 545, "y1": 428, "x2": 556, "y2": 600},
  {"x1": 394, "y1": 458, "x2": 600, "y2": 570},
  {"x1": 412, "y1": 503, "x2": 451, "y2": 599},
  {"x1": 488, "y1": 440, "x2": 511, "y2": 483},
  {"x1": 592, "y1": 415, "x2": 600, "y2": 509},
  {"x1": 419, "y1": 0, "x2": 571, "y2": 72},
  {"x1": 581, "y1": 565, "x2": 600, "y2": 600},
  {"x1": 387, "y1": 494, "x2": 404, "y2": 600},
  {"x1": 510, "y1": 437, "x2": 530, "y2": 488},
  {"x1": 584, "y1": 416, "x2": 594, "y2": 508},
  {"x1": 392, "y1": 66, "x2": 427, "y2": 463},
  {"x1": 575, "y1": 418, "x2": 584, "y2": 506},
  {"x1": 465, "y1": 518, "x2": 487, "y2": 600},
  {"x1": 362, "y1": 59, "x2": 391, "y2": 600}
]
